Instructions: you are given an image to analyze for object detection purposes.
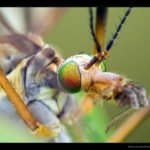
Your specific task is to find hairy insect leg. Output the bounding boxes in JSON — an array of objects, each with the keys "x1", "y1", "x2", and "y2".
[
  {"x1": 105, "y1": 82, "x2": 149, "y2": 133},
  {"x1": 115, "y1": 83, "x2": 148, "y2": 109},
  {"x1": 127, "y1": 83, "x2": 149, "y2": 107},
  {"x1": 105, "y1": 83, "x2": 148, "y2": 133},
  {"x1": 85, "y1": 71, "x2": 148, "y2": 109},
  {"x1": 115, "y1": 88, "x2": 140, "y2": 109}
]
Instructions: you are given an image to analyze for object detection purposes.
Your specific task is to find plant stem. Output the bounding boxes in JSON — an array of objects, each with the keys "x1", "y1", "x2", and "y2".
[{"x1": 0, "y1": 67, "x2": 38, "y2": 130}]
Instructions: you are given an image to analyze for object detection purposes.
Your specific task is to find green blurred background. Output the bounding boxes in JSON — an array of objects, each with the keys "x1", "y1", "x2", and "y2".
[{"x1": 0, "y1": 7, "x2": 150, "y2": 142}]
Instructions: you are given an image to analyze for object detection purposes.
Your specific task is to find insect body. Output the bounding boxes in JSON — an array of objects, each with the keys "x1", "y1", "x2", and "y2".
[
  {"x1": 57, "y1": 7, "x2": 149, "y2": 127},
  {"x1": 0, "y1": 7, "x2": 149, "y2": 142},
  {"x1": 58, "y1": 53, "x2": 148, "y2": 109},
  {"x1": 0, "y1": 43, "x2": 79, "y2": 142},
  {"x1": 0, "y1": 9, "x2": 80, "y2": 142}
]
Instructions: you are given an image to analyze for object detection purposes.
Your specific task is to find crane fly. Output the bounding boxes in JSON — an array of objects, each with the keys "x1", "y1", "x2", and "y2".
[
  {"x1": 0, "y1": 7, "x2": 148, "y2": 142},
  {"x1": 57, "y1": 7, "x2": 148, "y2": 131}
]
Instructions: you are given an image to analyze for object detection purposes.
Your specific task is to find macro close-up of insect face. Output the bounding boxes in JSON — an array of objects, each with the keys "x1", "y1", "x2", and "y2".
[
  {"x1": 58, "y1": 7, "x2": 148, "y2": 109},
  {"x1": 0, "y1": 7, "x2": 150, "y2": 143}
]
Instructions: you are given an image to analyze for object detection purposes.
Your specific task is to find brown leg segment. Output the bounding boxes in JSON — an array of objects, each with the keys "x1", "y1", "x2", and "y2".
[
  {"x1": 70, "y1": 93, "x2": 98, "y2": 123},
  {"x1": 80, "y1": 93, "x2": 98, "y2": 114},
  {"x1": 0, "y1": 67, "x2": 55, "y2": 137}
]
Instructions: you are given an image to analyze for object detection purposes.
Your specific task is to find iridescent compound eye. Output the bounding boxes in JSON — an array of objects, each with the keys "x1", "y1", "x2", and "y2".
[{"x1": 58, "y1": 61, "x2": 81, "y2": 93}]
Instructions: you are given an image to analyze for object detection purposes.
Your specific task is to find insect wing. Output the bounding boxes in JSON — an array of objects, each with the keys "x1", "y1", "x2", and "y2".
[
  {"x1": 0, "y1": 34, "x2": 44, "y2": 74},
  {"x1": 0, "y1": 8, "x2": 67, "y2": 37}
]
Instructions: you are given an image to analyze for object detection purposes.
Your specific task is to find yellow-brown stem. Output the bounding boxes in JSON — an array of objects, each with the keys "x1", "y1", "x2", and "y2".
[{"x1": 0, "y1": 67, "x2": 38, "y2": 130}]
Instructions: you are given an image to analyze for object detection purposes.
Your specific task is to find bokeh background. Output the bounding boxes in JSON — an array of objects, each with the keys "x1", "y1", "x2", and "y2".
[{"x1": 0, "y1": 7, "x2": 150, "y2": 142}]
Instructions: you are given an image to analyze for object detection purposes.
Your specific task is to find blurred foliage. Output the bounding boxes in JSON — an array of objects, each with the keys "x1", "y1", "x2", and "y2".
[{"x1": 0, "y1": 7, "x2": 150, "y2": 142}]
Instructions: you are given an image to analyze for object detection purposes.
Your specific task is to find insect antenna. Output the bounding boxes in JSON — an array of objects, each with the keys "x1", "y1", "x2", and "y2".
[
  {"x1": 105, "y1": 107, "x2": 135, "y2": 133},
  {"x1": 106, "y1": 7, "x2": 132, "y2": 51},
  {"x1": 85, "y1": 7, "x2": 107, "y2": 69}
]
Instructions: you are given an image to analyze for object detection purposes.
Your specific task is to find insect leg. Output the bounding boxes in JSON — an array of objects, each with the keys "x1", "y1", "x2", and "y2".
[
  {"x1": 69, "y1": 93, "x2": 98, "y2": 122},
  {"x1": 0, "y1": 11, "x2": 17, "y2": 34},
  {"x1": 105, "y1": 83, "x2": 148, "y2": 133},
  {"x1": 79, "y1": 93, "x2": 98, "y2": 114},
  {"x1": 0, "y1": 67, "x2": 42, "y2": 132},
  {"x1": 27, "y1": 100, "x2": 61, "y2": 138},
  {"x1": 127, "y1": 83, "x2": 149, "y2": 107},
  {"x1": 86, "y1": 71, "x2": 146, "y2": 109},
  {"x1": 115, "y1": 87, "x2": 140, "y2": 109},
  {"x1": 0, "y1": 47, "x2": 61, "y2": 137}
]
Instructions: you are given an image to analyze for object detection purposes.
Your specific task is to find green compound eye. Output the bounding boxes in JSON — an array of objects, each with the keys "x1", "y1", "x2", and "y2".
[
  {"x1": 101, "y1": 61, "x2": 106, "y2": 72},
  {"x1": 58, "y1": 61, "x2": 81, "y2": 93}
]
